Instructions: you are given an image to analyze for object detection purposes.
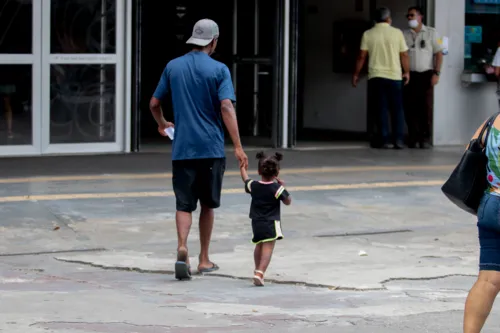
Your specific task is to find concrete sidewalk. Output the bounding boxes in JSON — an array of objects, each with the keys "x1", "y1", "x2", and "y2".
[
  {"x1": 0, "y1": 145, "x2": 462, "y2": 177},
  {"x1": 1, "y1": 147, "x2": 497, "y2": 332}
]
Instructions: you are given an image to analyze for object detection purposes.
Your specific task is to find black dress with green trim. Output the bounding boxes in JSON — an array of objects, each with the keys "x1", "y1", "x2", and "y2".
[{"x1": 244, "y1": 179, "x2": 290, "y2": 244}]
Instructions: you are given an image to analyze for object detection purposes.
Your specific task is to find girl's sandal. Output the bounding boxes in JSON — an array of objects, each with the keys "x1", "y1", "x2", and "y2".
[{"x1": 253, "y1": 270, "x2": 265, "y2": 287}]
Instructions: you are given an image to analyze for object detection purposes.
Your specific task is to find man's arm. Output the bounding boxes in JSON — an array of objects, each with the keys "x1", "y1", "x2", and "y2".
[
  {"x1": 431, "y1": 31, "x2": 444, "y2": 85},
  {"x1": 434, "y1": 52, "x2": 443, "y2": 73},
  {"x1": 431, "y1": 30, "x2": 445, "y2": 70},
  {"x1": 221, "y1": 99, "x2": 243, "y2": 150},
  {"x1": 400, "y1": 51, "x2": 410, "y2": 74},
  {"x1": 431, "y1": 51, "x2": 444, "y2": 86},
  {"x1": 218, "y1": 66, "x2": 248, "y2": 168},
  {"x1": 150, "y1": 68, "x2": 173, "y2": 135},
  {"x1": 149, "y1": 97, "x2": 166, "y2": 125},
  {"x1": 352, "y1": 32, "x2": 368, "y2": 87},
  {"x1": 400, "y1": 51, "x2": 410, "y2": 85},
  {"x1": 353, "y1": 51, "x2": 368, "y2": 79},
  {"x1": 221, "y1": 99, "x2": 248, "y2": 168},
  {"x1": 398, "y1": 31, "x2": 410, "y2": 84}
]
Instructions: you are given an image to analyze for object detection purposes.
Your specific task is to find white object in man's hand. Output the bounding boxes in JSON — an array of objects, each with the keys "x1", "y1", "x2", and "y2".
[{"x1": 164, "y1": 127, "x2": 175, "y2": 140}]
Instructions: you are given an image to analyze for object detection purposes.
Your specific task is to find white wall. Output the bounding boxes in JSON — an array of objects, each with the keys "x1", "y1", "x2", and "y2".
[
  {"x1": 302, "y1": 0, "x2": 418, "y2": 133},
  {"x1": 433, "y1": 0, "x2": 498, "y2": 146}
]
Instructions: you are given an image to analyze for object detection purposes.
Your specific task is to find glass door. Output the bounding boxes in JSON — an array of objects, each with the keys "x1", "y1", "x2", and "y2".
[
  {"x1": 41, "y1": 0, "x2": 125, "y2": 154},
  {"x1": 232, "y1": 0, "x2": 281, "y2": 147},
  {"x1": 0, "y1": 0, "x2": 42, "y2": 156}
]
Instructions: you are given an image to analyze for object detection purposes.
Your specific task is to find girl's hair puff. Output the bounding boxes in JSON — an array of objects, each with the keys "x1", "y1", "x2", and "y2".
[{"x1": 256, "y1": 151, "x2": 283, "y2": 178}]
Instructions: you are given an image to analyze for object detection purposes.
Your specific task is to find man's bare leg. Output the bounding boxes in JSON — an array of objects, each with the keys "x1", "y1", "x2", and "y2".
[
  {"x1": 198, "y1": 204, "x2": 216, "y2": 271},
  {"x1": 176, "y1": 211, "x2": 192, "y2": 265}
]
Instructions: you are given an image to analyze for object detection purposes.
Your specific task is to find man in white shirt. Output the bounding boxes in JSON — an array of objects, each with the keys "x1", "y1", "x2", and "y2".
[{"x1": 403, "y1": 6, "x2": 443, "y2": 149}]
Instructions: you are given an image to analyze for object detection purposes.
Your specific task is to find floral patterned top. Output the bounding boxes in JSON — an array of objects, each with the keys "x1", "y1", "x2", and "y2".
[{"x1": 486, "y1": 126, "x2": 500, "y2": 195}]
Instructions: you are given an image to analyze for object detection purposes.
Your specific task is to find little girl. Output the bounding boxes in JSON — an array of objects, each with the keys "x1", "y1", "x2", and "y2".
[{"x1": 240, "y1": 151, "x2": 292, "y2": 286}]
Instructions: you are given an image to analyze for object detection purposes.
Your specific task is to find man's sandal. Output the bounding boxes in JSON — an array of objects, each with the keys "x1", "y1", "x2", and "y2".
[
  {"x1": 175, "y1": 249, "x2": 192, "y2": 280},
  {"x1": 253, "y1": 270, "x2": 265, "y2": 287}
]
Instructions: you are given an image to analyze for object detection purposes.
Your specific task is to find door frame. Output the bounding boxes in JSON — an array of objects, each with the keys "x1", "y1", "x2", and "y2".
[
  {"x1": 364, "y1": 0, "x2": 428, "y2": 143},
  {"x1": 0, "y1": 0, "x2": 42, "y2": 157},
  {"x1": 287, "y1": 0, "x2": 299, "y2": 148},
  {"x1": 40, "y1": 0, "x2": 126, "y2": 155},
  {"x1": 231, "y1": 0, "x2": 283, "y2": 148}
]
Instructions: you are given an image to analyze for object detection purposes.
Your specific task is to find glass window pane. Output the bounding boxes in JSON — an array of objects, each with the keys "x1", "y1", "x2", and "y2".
[
  {"x1": 464, "y1": 1, "x2": 500, "y2": 72},
  {"x1": 0, "y1": 65, "x2": 32, "y2": 146},
  {"x1": 50, "y1": 64, "x2": 116, "y2": 144},
  {"x1": 0, "y1": 0, "x2": 32, "y2": 54},
  {"x1": 51, "y1": 0, "x2": 116, "y2": 54}
]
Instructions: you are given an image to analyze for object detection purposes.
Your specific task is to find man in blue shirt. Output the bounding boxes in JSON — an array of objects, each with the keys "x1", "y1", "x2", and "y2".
[{"x1": 150, "y1": 19, "x2": 248, "y2": 280}]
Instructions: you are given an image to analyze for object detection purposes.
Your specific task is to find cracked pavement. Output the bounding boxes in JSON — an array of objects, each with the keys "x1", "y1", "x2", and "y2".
[{"x1": 2, "y1": 148, "x2": 500, "y2": 332}]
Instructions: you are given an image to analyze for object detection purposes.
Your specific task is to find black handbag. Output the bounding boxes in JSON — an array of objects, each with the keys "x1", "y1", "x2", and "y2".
[{"x1": 441, "y1": 113, "x2": 499, "y2": 215}]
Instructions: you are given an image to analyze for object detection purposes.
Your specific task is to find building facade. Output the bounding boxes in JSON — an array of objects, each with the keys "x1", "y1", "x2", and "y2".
[{"x1": 0, "y1": 0, "x2": 498, "y2": 157}]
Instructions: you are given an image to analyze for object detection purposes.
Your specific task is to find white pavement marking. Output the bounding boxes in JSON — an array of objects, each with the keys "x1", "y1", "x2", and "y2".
[{"x1": 0, "y1": 165, "x2": 453, "y2": 184}]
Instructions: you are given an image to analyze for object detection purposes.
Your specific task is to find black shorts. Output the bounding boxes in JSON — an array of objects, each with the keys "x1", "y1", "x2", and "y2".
[
  {"x1": 251, "y1": 219, "x2": 284, "y2": 244},
  {"x1": 172, "y1": 158, "x2": 226, "y2": 213}
]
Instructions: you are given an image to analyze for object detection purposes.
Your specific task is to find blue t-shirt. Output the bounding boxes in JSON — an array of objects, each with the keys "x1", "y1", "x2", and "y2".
[{"x1": 153, "y1": 51, "x2": 236, "y2": 161}]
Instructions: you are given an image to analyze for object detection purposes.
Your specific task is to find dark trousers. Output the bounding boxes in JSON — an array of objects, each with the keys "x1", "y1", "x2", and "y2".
[
  {"x1": 403, "y1": 70, "x2": 434, "y2": 145},
  {"x1": 367, "y1": 78, "x2": 404, "y2": 145}
]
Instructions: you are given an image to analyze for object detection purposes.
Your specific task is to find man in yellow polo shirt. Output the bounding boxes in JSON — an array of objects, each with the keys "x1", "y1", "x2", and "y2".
[{"x1": 353, "y1": 7, "x2": 410, "y2": 149}]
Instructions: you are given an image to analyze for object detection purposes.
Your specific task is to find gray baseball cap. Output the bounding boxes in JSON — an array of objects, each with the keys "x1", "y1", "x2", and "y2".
[{"x1": 186, "y1": 19, "x2": 220, "y2": 47}]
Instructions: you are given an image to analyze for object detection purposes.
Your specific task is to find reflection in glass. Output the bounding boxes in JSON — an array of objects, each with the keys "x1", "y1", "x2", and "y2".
[
  {"x1": 464, "y1": 1, "x2": 500, "y2": 72},
  {"x1": 0, "y1": 0, "x2": 32, "y2": 53},
  {"x1": 50, "y1": 65, "x2": 116, "y2": 144},
  {"x1": 0, "y1": 65, "x2": 32, "y2": 146},
  {"x1": 51, "y1": 0, "x2": 116, "y2": 54}
]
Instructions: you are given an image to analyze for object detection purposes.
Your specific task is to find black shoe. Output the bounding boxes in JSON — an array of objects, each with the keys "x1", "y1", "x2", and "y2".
[
  {"x1": 419, "y1": 142, "x2": 432, "y2": 149},
  {"x1": 381, "y1": 143, "x2": 393, "y2": 149},
  {"x1": 394, "y1": 141, "x2": 405, "y2": 150},
  {"x1": 407, "y1": 142, "x2": 417, "y2": 149}
]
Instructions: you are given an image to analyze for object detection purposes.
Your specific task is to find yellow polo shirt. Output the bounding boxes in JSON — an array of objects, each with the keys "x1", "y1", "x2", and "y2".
[{"x1": 360, "y1": 23, "x2": 409, "y2": 81}]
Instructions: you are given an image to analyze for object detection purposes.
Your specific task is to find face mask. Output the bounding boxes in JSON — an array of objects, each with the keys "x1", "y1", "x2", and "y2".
[{"x1": 408, "y1": 19, "x2": 419, "y2": 28}]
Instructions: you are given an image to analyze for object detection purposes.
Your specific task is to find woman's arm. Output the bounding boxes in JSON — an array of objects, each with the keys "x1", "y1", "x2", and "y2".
[{"x1": 468, "y1": 119, "x2": 489, "y2": 150}]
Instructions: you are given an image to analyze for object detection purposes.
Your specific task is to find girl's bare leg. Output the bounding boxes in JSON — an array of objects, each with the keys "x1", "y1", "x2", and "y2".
[
  {"x1": 254, "y1": 243, "x2": 262, "y2": 271},
  {"x1": 256, "y1": 240, "x2": 276, "y2": 274}
]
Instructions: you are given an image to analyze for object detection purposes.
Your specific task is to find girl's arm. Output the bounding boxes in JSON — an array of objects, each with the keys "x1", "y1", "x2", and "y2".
[
  {"x1": 241, "y1": 166, "x2": 253, "y2": 194},
  {"x1": 240, "y1": 165, "x2": 249, "y2": 182},
  {"x1": 276, "y1": 178, "x2": 292, "y2": 205}
]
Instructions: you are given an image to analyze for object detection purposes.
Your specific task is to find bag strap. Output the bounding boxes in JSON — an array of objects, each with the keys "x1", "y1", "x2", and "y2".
[{"x1": 480, "y1": 112, "x2": 500, "y2": 148}]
